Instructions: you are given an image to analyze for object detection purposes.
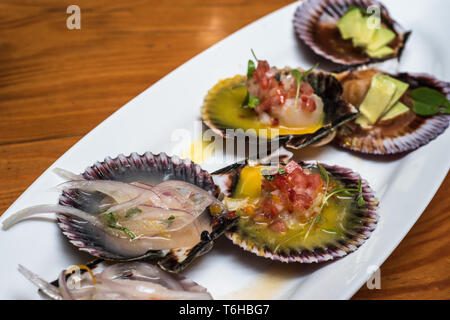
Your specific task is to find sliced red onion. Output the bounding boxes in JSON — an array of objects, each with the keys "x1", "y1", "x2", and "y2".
[{"x1": 57, "y1": 180, "x2": 146, "y2": 203}]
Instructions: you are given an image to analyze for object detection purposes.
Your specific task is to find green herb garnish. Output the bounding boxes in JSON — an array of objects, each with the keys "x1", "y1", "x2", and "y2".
[
  {"x1": 274, "y1": 164, "x2": 364, "y2": 251},
  {"x1": 125, "y1": 207, "x2": 142, "y2": 218},
  {"x1": 290, "y1": 63, "x2": 319, "y2": 109},
  {"x1": 308, "y1": 164, "x2": 364, "y2": 238},
  {"x1": 410, "y1": 87, "x2": 450, "y2": 116},
  {"x1": 242, "y1": 92, "x2": 260, "y2": 108},
  {"x1": 261, "y1": 168, "x2": 275, "y2": 181},
  {"x1": 247, "y1": 60, "x2": 256, "y2": 79},
  {"x1": 248, "y1": 94, "x2": 260, "y2": 108},
  {"x1": 104, "y1": 212, "x2": 118, "y2": 225},
  {"x1": 250, "y1": 48, "x2": 258, "y2": 61},
  {"x1": 162, "y1": 215, "x2": 176, "y2": 227},
  {"x1": 104, "y1": 212, "x2": 135, "y2": 239},
  {"x1": 278, "y1": 167, "x2": 286, "y2": 175}
]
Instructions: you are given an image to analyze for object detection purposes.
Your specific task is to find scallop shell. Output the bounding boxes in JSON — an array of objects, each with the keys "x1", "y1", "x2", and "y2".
[
  {"x1": 334, "y1": 68, "x2": 450, "y2": 154},
  {"x1": 54, "y1": 260, "x2": 212, "y2": 298},
  {"x1": 212, "y1": 161, "x2": 378, "y2": 263},
  {"x1": 202, "y1": 70, "x2": 358, "y2": 150},
  {"x1": 294, "y1": 0, "x2": 411, "y2": 67},
  {"x1": 58, "y1": 152, "x2": 238, "y2": 273}
]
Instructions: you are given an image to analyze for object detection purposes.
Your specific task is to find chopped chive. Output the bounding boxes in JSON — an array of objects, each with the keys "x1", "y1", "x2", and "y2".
[{"x1": 125, "y1": 207, "x2": 142, "y2": 218}]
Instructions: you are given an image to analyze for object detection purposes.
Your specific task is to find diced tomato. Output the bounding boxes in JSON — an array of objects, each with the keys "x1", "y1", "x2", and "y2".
[
  {"x1": 304, "y1": 96, "x2": 317, "y2": 112},
  {"x1": 299, "y1": 81, "x2": 314, "y2": 96},
  {"x1": 255, "y1": 161, "x2": 324, "y2": 224},
  {"x1": 285, "y1": 161, "x2": 303, "y2": 174},
  {"x1": 271, "y1": 118, "x2": 279, "y2": 126},
  {"x1": 269, "y1": 220, "x2": 287, "y2": 233},
  {"x1": 254, "y1": 60, "x2": 270, "y2": 80},
  {"x1": 276, "y1": 89, "x2": 285, "y2": 105}
]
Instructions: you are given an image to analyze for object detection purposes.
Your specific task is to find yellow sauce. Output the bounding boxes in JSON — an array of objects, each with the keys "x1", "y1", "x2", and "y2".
[
  {"x1": 219, "y1": 264, "x2": 300, "y2": 299},
  {"x1": 204, "y1": 76, "x2": 324, "y2": 138},
  {"x1": 180, "y1": 137, "x2": 215, "y2": 165}
]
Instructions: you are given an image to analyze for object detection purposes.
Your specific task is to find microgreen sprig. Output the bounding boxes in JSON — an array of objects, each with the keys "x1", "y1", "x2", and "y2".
[
  {"x1": 162, "y1": 215, "x2": 176, "y2": 227},
  {"x1": 290, "y1": 63, "x2": 319, "y2": 109},
  {"x1": 305, "y1": 164, "x2": 365, "y2": 240},
  {"x1": 274, "y1": 163, "x2": 366, "y2": 252},
  {"x1": 104, "y1": 212, "x2": 135, "y2": 240}
]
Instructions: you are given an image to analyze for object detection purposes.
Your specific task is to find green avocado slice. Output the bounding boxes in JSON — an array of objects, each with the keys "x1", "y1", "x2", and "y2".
[
  {"x1": 337, "y1": 8, "x2": 363, "y2": 40},
  {"x1": 358, "y1": 74, "x2": 397, "y2": 124},
  {"x1": 367, "y1": 27, "x2": 396, "y2": 51},
  {"x1": 352, "y1": 17, "x2": 378, "y2": 47},
  {"x1": 380, "y1": 102, "x2": 410, "y2": 121},
  {"x1": 378, "y1": 75, "x2": 409, "y2": 112},
  {"x1": 365, "y1": 46, "x2": 394, "y2": 58}
]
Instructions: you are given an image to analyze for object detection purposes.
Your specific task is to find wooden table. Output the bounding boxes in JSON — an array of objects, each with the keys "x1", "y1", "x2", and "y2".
[{"x1": 0, "y1": 0, "x2": 448, "y2": 299}]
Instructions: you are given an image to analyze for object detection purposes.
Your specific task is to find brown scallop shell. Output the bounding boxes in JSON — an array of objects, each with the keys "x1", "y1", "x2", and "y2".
[
  {"x1": 57, "y1": 152, "x2": 238, "y2": 273},
  {"x1": 334, "y1": 68, "x2": 450, "y2": 154},
  {"x1": 293, "y1": 0, "x2": 411, "y2": 67},
  {"x1": 212, "y1": 161, "x2": 378, "y2": 263}
]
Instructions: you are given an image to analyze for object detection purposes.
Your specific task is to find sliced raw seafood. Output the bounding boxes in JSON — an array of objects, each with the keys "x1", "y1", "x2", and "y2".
[
  {"x1": 2, "y1": 152, "x2": 238, "y2": 272},
  {"x1": 19, "y1": 261, "x2": 212, "y2": 300}
]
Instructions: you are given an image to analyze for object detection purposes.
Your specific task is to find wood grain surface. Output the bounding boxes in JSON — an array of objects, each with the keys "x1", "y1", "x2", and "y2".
[{"x1": 0, "y1": 0, "x2": 448, "y2": 300}]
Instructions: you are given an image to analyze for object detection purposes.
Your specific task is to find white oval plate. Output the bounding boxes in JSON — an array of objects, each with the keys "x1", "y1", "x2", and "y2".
[{"x1": 1, "y1": 0, "x2": 449, "y2": 299}]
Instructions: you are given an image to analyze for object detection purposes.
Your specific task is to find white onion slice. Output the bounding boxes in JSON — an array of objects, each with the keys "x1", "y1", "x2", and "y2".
[
  {"x1": 57, "y1": 180, "x2": 146, "y2": 203},
  {"x1": 58, "y1": 271, "x2": 74, "y2": 300},
  {"x1": 1, "y1": 204, "x2": 102, "y2": 230},
  {"x1": 20, "y1": 262, "x2": 212, "y2": 300},
  {"x1": 18, "y1": 265, "x2": 62, "y2": 300},
  {"x1": 53, "y1": 168, "x2": 83, "y2": 181}
]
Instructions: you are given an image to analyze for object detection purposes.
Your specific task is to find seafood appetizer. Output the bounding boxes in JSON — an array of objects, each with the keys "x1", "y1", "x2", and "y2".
[
  {"x1": 19, "y1": 261, "x2": 212, "y2": 300},
  {"x1": 334, "y1": 67, "x2": 450, "y2": 154},
  {"x1": 294, "y1": 0, "x2": 410, "y2": 66},
  {"x1": 2, "y1": 152, "x2": 237, "y2": 272},
  {"x1": 213, "y1": 159, "x2": 378, "y2": 263},
  {"x1": 202, "y1": 55, "x2": 358, "y2": 149}
]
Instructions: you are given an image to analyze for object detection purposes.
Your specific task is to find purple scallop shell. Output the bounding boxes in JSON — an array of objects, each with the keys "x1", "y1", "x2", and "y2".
[
  {"x1": 293, "y1": 0, "x2": 411, "y2": 67},
  {"x1": 213, "y1": 161, "x2": 379, "y2": 263},
  {"x1": 57, "y1": 152, "x2": 237, "y2": 273},
  {"x1": 334, "y1": 70, "x2": 450, "y2": 154}
]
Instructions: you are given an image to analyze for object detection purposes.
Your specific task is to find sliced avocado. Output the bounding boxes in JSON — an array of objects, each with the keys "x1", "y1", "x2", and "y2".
[
  {"x1": 367, "y1": 27, "x2": 396, "y2": 51},
  {"x1": 378, "y1": 75, "x2": 409, "y2": 112},
  {"x1": 353, "y1": 17, "x2": 378, "y2": 47},
  {"x1": 359, "y1": 74, "x2": 397, "y2": 124},
  {"x1": 337, "y1": 8, "x2": 363, "y2": 40},
  {"x1": 380, "y1": 102, "x2": 410, "y2": 121},
  {"x1": 365, "y1": 45, "x2": 394, "y2": 58},
  {"x1": 355, "y1": 114, "x2": 371, "y2": 128}
]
